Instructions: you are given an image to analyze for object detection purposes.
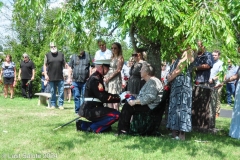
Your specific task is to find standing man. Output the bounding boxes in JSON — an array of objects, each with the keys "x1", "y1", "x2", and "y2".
[
  {"x1": 44, "y1": 42, "x2": 68, "y2": 110},
  {"x1": 69, "y1": 48, "x2": 91, "y2": 114},
  {"x1": 18, "y1": 53, "x2": 35, "y2": 98},
  {"x1": 77, "y1": 59, "x2": 121, "y2": 133},
  {"x1": 94, "y1": 39, "x2": 112, "y2": 61},
  {"x1": 224, "y1": 60, "x2": 238, "y2": 107},
  {"x1": 194, "y1": 40, "x2": 214, "y2": 85},
  {"x1": 209, "y1": 50, "x2": 223, "y2": 118},
  {"x1": 192, "y1": 40, "x2": 214, "y2": 129}
]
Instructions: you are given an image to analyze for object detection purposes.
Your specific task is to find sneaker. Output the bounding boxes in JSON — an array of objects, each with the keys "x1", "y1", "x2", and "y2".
[
  {"x1": 46, "y1": 106, "x2": 51, "y2": 109},
  {"x1": 59, "y1": 106, "x2": 64, "y2": 110},
  {"x1": 50, "y1": 106, "x2": 56, "y2": 109}
]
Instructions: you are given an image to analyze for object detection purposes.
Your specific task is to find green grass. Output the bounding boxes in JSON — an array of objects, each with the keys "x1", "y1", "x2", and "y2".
[
  {"x1": 221, "y1": 103, "x2": 234, "y2": 110},
  {"x1": 0, "y1": 96, "x2": 240, "y2": 160}
]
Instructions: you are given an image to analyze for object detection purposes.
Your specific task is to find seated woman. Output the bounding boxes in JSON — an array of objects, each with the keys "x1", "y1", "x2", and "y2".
[{"x1": 117, "y1": 63, "x2": 163, "y2": 135}]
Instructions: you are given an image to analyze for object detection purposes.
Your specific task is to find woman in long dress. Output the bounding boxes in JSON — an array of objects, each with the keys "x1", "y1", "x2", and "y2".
[
  {"x1": 166, "y1": 49, "x2": 194, "y2": 140},
  {"x1": 104, "y1": 42, "x2": 124, "y2": 111}
]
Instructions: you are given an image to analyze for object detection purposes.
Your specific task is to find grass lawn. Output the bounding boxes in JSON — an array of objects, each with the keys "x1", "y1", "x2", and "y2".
[
  {"x1": 221, "y1": 103, "x2": 234, "y2": 110},
  {"x1": 0, "y1": 96, "x2": 239, "y2": 160}
]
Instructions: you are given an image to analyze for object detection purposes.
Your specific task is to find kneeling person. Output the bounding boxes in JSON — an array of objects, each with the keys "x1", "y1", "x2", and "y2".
[{"x1": 77, "y1": 59, "x2": 121, "y2": 133}]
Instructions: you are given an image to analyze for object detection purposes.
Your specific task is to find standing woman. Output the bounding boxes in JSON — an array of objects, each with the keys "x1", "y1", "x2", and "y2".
[
  {"x1": 127, "y1": 49, "x2": 146, "y2": 96},
  {"x1": 166, "y1": 48, "x2": 195, "y2": 140},
  {"x1": 104, "y1": 42, "x2": 124, "y2": 111},
  {"x1": 0, "y1": 54, "x2": 17, "y2": 99},
  {"x1": 63, "y1": 63, "x2": 72, "y2": 102}
]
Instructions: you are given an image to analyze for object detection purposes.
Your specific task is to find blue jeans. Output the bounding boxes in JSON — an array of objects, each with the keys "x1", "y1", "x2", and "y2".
[
  {"x1": 226, "y1": 83, "x2": 235, "y2": 105},
  {"x1": 49, "y1": 80, "x2": 64, "y2": 107},
  {"x1": 72, "y1": 82, "x2": 86, "y2": 113}
]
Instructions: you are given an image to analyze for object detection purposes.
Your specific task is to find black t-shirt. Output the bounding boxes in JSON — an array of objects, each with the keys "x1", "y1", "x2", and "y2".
[
  {"x1": 46, "y1": 52, "x2": 65, "y2": 81},
  {"x1": 20, "y1": 60, "x2": 35, "y2": 79}
]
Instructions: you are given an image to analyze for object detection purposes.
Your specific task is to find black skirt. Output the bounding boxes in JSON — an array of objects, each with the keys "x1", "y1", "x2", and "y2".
[{"x1": 4, "y1": 77, "x2": 14, "y2": 85}]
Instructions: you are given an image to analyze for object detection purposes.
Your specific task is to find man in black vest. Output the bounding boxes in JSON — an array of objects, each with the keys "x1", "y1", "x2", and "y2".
[
  {"x1": 18, "y1": 53, "x2": 35, "y2": 98},
  {"x1": 44, "y1": 42, "x2": 69, "y2": 109},
  {"x1": 69, "y1": 48, "x2": 91, "y2": 114}
]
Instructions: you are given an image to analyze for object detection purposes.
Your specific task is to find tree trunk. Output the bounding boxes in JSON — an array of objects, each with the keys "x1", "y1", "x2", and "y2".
[{"x1": 146, "y1": 44, "x2": 162, "y2": 79}]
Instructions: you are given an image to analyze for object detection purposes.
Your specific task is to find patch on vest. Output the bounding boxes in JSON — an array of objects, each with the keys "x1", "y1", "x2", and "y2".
[{"x1": 98, "y1": 83, "x2": 104, "y2": 91}]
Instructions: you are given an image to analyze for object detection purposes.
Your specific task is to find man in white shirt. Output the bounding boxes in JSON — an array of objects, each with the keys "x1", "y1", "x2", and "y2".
[
  {"x1": 94, "y1": 39, "x2": 112, "y2": 61},
  {"x1": 209, "y1": 50, "x2": 223, "y2": 118}
]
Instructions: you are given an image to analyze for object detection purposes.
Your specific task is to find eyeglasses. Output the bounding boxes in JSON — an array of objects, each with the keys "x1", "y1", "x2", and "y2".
[
  {"x1": 111, "y1": 47, "x2": 118, "y2": 50},
  {"x1": 132, "y1": 54, "x2": 138, "y2": 57},
  {"x1": 50, "y1": 46, "x2": 56, "y2": 48}
]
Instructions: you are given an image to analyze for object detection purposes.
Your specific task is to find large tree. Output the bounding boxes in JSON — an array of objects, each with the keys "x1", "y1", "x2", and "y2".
[
  {"x1": 13, "y1": 0, "x2": 240, "y2": 78},
  {"x1": 5, "y1": 3, "x2": 64, "y2": 94}
]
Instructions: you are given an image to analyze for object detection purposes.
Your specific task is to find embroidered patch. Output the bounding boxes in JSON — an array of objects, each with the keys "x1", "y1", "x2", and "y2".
[{"x1": 98, "y1": 83, "x2": 104, "y2": 91}]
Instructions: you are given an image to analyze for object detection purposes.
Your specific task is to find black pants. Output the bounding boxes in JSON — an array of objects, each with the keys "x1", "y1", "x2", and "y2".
[
  {"x1": 118, "y1": 102, "x2": 150, "y2": 132},
  {"x1": 21, "y1": 79, "x2": 33, "y2": 98}
]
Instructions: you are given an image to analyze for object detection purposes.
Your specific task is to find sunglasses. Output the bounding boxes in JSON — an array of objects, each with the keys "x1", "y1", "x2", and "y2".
[
  {"x1": 132, "y1": 54, "x2": 138, "y2": 57},
  {"x1": 23, "y1": 56, "x2": 28, "y2": 58},
  {"x1": 50, "y1": 46, "x2": 56, "y2": 48}
]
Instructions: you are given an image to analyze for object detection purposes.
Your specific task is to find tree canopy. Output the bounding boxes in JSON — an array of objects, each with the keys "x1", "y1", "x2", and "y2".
[{"x1": 7, "y1": 0, "x2": 240, "y2": 79}]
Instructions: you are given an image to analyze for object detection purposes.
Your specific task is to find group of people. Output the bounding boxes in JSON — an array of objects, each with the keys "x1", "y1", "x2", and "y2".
[
  {"x1": 163, "y1": 40, "x2": 240, "y2": 140},
  {"x1": 1, "y1": 38, "x2": 239, "y2": 140},
  {"x1": 0, "y1": 53, "x2": 35, "y2": 99},
  {"x1": 76, "y1": 39, "x2": 240, "y2": 141}
]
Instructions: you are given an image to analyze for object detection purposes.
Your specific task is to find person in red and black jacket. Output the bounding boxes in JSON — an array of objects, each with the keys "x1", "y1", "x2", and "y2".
[{"x1": 77, "y1": 59, "x2": 121, "y2": 133}]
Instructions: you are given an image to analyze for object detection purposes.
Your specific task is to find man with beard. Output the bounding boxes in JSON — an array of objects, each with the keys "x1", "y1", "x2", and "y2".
[
  {"x1": 44, "y1": 42, "x2": 69, "y2": 110},
  {"x1": 76, "y1": 59, "x2": 121, "y2": 133}
]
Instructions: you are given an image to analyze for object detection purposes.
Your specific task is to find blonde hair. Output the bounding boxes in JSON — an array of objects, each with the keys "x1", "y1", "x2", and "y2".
[
  {"x1": 142, "y1": 51, "x2": 147, "y2": 61},
  {"x1": 129, "y1": 57, "x2": 134, "y2": 62}
]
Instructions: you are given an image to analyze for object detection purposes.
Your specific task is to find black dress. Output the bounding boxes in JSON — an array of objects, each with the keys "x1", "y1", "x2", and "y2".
[{"x1": 127, "y1": 61, "x2": 145, "y2": 95}]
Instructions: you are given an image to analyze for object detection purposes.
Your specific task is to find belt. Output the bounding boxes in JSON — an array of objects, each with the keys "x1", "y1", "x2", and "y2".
[{"x1": 84, "y1": 98, "x2": 101, "y2": 102}]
